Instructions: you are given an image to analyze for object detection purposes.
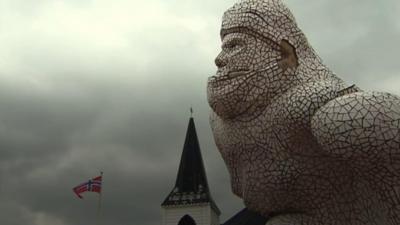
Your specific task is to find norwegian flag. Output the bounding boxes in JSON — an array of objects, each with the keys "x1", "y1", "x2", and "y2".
[{"x1": 73, "y1": 175, "x2": 102, "y2": 199}]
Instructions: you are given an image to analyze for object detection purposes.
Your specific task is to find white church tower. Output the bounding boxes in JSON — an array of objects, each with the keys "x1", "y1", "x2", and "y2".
[{"x1": 161, "y1": 116, "x2": 221, "y2": 225}]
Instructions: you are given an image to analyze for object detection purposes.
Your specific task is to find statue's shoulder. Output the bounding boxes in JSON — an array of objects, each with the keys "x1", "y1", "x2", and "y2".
[
  {"x1": 311, "y1": 91, "x2": 400, "y2": 159},
  {"x1": 286, "y1": 80, "x2": 342, "y2": 101},
  {"x1": 313, "y1": 91, "x2": 400, "y2": 125},
  {"x1": 278, "y1": 80, "x2": 347, "y2": 123}
]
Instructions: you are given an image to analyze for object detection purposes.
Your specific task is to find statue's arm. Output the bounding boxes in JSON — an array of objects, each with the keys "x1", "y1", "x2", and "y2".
[{"x1": 310, "y1": 92, "x2": 400, "y2": 161}]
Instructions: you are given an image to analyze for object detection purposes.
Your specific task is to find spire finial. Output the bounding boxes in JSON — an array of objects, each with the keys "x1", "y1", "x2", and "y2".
[{"x1": 190, "y1": 107, "x2": 193, "y2": 117}]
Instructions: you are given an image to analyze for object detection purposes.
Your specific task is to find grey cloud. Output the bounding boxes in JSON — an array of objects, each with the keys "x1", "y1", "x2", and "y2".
[
  {"x1": 1, "y1": 0, "x2": 400, "y2": 225},
  {"x1": 286, "y1": 0, "x2": 400, "y2": 94}
]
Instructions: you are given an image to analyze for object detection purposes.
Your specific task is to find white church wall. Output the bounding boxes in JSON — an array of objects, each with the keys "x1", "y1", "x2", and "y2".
[{"x1": 209, "y1": 207, "x2": 220, "y2": 225}]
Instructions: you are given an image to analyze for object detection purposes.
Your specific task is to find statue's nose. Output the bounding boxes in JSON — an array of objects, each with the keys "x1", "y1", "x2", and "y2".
[{"x1": 215, "y1": 52, "x2": 227, "y2": 68}]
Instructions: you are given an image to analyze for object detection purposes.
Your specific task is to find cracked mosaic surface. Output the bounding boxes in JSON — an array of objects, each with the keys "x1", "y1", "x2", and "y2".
[{"x1": 207, "y1": 0, "x2": 400, "y2": 224}]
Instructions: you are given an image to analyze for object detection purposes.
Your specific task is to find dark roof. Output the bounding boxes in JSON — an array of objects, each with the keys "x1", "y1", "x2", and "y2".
[
  {"x1": 222, "y1": 208, "x2": 268, "y2": 225},
  {"x1": 161, "y1": 117, "x2": 220, "y2": 214}
]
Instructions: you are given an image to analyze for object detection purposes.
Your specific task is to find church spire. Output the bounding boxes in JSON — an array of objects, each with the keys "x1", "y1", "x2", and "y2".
[
  {"x1": 161, "y1": 116, "x2": 220, "y2": 215},
  {"x1": 174, "y1": 117, "x2": 208, "y2": 193}
]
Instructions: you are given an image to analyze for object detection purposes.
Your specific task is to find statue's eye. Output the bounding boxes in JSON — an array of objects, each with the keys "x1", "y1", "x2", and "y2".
[
  {"x1": 227, "y1": 43, "x2": 238, "y2": 49},
  {"x1": 223, "y1": 41, "x2": 242, "y2": 51}
]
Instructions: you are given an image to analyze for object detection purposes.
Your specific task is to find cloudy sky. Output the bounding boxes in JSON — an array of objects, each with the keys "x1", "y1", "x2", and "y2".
[{"x1": 1, "y1": 0, "x2": 400, "y2": 225}]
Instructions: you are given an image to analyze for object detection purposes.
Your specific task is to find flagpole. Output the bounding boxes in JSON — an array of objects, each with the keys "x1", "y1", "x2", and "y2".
[{"x1": 96, "y1": 171, "x2": 103, "y2": 225}]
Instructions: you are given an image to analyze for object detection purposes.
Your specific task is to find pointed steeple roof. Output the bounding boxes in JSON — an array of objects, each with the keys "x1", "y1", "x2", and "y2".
[
  {"x1": 174, "y1": 117, "x2": 208, "y2": 193},
  {"x1": 161, "y1": 116, "x2": 220, "y2": 215}
]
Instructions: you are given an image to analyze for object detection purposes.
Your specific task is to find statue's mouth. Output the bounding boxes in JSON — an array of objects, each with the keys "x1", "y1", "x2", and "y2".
[{"x1": 208, "y1": 69, "x2": 252, "y2": 88}]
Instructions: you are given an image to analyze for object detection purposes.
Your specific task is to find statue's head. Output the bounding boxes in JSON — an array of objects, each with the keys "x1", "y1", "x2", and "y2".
[{"x1": 207, "y1": 0, "x2": 326, "y2": 120}]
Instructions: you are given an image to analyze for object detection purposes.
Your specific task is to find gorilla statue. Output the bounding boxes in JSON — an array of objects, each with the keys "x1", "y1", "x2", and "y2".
[{"x1": 207, "y1": 0, "x2": 400, "y2": 224}]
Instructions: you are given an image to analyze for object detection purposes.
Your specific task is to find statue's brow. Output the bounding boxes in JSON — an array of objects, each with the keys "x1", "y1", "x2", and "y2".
[{"x1": 221, "y1": 26, "x2": 280, "y2": 51}]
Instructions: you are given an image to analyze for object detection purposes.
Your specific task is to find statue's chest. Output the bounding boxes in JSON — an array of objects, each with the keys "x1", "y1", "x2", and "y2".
[
  {"x1": 211, "y1": 80, "x2": 342, "y2": 151},
  {"x1": 210, "y1": 91, "x2": 318, "y2": 155},
  {"x1": 211, "y1": 107, "x2": 291, "y2": 151}
]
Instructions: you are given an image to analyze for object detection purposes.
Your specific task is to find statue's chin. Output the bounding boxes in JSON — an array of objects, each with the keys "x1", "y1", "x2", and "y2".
[
  {"x1": 207, "y1": 69, "x2": 270, "y2": 119},
  {"x1": 207, "y1": 86, "x2": 256, "y2": 119},
  {"x1": 209, "y1": 101, "x2": 241, "y2": 119},
  {"x1": 208, "y1": 91, "x2": 261, "y2": 120}
]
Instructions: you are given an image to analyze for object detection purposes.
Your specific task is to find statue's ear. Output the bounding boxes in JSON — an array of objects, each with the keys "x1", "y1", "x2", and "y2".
[{"x1": 278, "y1": 39, "x2": 298, "y2": 70}]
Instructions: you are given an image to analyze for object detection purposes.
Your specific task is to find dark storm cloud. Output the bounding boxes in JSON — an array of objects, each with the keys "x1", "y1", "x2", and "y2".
[
  {"x1": 0, "y1": 1, "x2": 240, "y2": 224},
  {"x1": 0, "y1": 0, "x2": 399, "y2": 225}
]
